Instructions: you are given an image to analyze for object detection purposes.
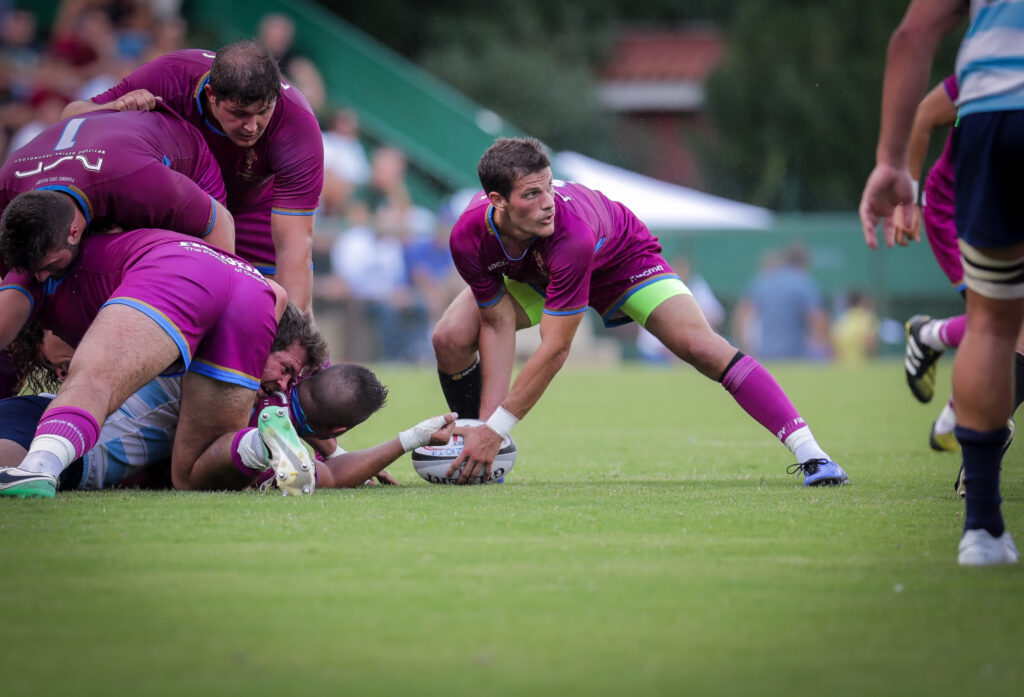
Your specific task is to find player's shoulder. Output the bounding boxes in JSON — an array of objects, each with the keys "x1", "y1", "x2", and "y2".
[{"x1": 451, "y1": 192, "x2": 491, "y2": 232}]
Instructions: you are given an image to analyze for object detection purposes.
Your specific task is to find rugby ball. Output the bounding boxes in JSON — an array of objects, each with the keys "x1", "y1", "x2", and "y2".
[{"x1": 411, "y1": 418, "x2": 516, "y2": 485}]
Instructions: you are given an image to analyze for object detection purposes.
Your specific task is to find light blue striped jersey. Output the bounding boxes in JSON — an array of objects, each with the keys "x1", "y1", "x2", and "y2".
[
  {"x1": 76, "y1": 377, "x2": 182, "y2": 489},
  {"x1": 956, "y1": 0, "x2": 1024, "y2": 116}
]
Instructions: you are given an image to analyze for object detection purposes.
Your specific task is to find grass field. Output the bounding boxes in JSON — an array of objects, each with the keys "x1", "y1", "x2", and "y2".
[{"x1": 3, "y1": 360, "x2": 1022, "y2": 697}]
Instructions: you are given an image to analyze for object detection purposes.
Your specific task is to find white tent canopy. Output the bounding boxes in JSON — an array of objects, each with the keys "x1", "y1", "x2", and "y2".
[{"x1": 552, "y1": 150, "x2": 773, "y2": 231}]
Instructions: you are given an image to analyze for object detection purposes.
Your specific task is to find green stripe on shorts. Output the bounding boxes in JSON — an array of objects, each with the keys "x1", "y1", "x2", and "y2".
[
  {"x1": 504, "y1": 276, "x2": 691, "y2": 328},
  {"x1": 621, "y1": 277, "x2": 691, "y2": 327}
]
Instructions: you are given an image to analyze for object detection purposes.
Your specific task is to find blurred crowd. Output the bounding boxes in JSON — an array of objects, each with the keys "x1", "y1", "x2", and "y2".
[
  {"x1": 1, "y1": 3, "x2": 881, "y2": 368},
  {"x1": 0, "y1": 1, "x2": 465, "y2": 366}
]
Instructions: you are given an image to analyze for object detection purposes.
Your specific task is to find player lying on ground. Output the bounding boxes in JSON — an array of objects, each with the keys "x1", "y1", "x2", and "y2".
[
  {"x1": 0, "y1": 364, "x2": 456, "y2": 492},
  {"x1": 433, "y1": 137, "x2": 846, "y2": 487},
  {"x1": 0, "y1": 196, "x2": 325, "y2": 497}
]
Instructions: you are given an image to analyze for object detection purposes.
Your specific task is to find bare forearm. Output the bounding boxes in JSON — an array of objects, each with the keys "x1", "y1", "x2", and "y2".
[
  {"x1": 319, "y1": 440, "x2": 404, "y2": 488},
  {"x1": 876, "y1": 1, "x2": 967, "y2": 166},
  {"x1": 478, "y1": 315, "x2": 516, "y2": 419}
]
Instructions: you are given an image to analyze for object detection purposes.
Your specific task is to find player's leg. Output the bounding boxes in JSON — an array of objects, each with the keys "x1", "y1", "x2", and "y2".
[
  {"x1": 170, "y1": 371, "x2": 260, "y2": 491},
  {"x1": 433, "y1": 285, "x2": 532, "y2": 419},
  {"x1": 1, "y1": 306, "x2": 179, "y2": 498},
  {"x1": 905, "y1": 313, "x2": 965, "y2": 403},
  {"x1": 954, "y1": 289, "x2": 1023, "y2": 564},
  {"x1": 641, "y1": 283, "x2": 846, "y2": 486},
  {"x1": 171, "y1": 372, "x2": 317, "y2": 496},
  {"x1": 0, "y1": 396, "x2": 49, "y2": 496}
]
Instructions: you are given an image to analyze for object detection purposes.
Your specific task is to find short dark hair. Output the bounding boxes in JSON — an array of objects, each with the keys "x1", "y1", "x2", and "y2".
[
  {"x1": 298, "y1": 363, "x2": 388, "y2": 432},
  {"x1": 0, "y1": 190, "x2": 76, "y2": 272},
  {"x1": 272, "y1": 303, "x2": 328, "y2": 372},
  {"x1": 209, "y1": 40, "x2": 281, "y2": 107},
  {"x1": 477, "y1": 137, "x2": 550, "y2": 200}
]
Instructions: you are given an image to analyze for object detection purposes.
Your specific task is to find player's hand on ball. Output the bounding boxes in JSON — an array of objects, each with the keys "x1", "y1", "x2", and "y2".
[{"x1": 447, "y1": 424, "x2": 501, "y2": 484}]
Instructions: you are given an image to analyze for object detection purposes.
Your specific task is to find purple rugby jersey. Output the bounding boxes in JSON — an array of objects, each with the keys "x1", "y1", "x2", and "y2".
[
  {"x1": 0, "y1": 107, "x2": 225, "y2": 275},
  {"x1": 450, "y1": 180, "x2": 677, "y2": 327},
  {"x1": 0, "y1": 230, "x2": 278, "y2": 390},
  {"x1": 90, "y1": 49, "x2": 324, "y2": 271},
  {"x1": 921, "y1": 75, "x2": 962, "y2": 288}
]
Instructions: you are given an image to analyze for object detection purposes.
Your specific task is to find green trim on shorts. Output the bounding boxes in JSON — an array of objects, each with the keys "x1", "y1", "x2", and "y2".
[
  {"x1": 504, "y1": 276, "x2": 691, "y2": 328},
  {"x1": 621, "y1": 277, "x2": 691, "y2": 327},
  {"x1": 504, "y1": 278, "x2": 545, "y2": 326}
]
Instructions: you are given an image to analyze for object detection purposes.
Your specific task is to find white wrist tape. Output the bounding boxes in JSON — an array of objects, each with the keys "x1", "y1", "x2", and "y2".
[
  {"x1": 485, "y1": 406, "x2": 519, "y2": 439},
  {"x1": 399, "y1": 415, "x2": 450, "y2": 452},
  {"x1": 911, "y1": 179, "x2": 920, "y2": 204}
]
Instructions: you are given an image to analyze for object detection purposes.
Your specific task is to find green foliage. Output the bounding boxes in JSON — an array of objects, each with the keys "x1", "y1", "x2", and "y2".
[
  {"x1": 702, "y1": 1, "x2": 964, "y2": 211},
  {"x1": 3, "y1": 363, "x2": 1024, "y2": 696}
]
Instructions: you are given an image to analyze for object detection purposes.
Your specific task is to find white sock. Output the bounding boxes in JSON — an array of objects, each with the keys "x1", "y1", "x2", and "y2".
[
  {"x1": 19, "y1": 434, "x2": 75, "y2": 479},
  {"x1": 920, "y1": 320, "x2": 947, "y2": 351},
  {"x1": 236, "y1": 429, "x2": 269, "y2": 471},
  {"x1": 784, "y1": 426, "x2": 830, "y2": 463},
  {"x1": 934, "y1": 401, "x2": 957, "y2": 434}
]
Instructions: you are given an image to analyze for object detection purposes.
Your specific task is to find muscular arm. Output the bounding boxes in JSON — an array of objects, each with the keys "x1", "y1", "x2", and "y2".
[
  {"x1": 270, "y1": 212, "x2": 314, "y2": 317},
  {"x1": 859, "y1": 0, "x2": 968, "y2": 248},
  {"x1": 452, "y1": 304, "x2": 583, "y2": 483},
  {"x1": 894, "y1": 81, "x2": 957, "y2": 245},
  {"x1": 62, "y1": 90, "x2": 160, "y2": 119},
  {"x1": 477, "y1": 293, "x2": 519, "y2": 419},
  {"x1": 314, "y1": 439, "x2": 405, "y2": 488},
  {"x1": 493, "y1": 310, "x2": 582, "y2": 420},
  {"x1": 907, "y1": 82, "x2": 958, "y2": 181},
  {"x1": 0, "y1": 288, "x2": 32, "y2": 352},
  {"x1": 203, "y1": 201, "x2": 236, "y2": 254}
]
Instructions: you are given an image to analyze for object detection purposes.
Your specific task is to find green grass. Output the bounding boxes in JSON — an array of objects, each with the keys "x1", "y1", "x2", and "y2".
[{"x1": 3, "y1": 360, "x2": 1023, "y2": 697}]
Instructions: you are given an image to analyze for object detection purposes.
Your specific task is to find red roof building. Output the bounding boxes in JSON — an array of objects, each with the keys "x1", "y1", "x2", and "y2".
[{"x1": 598, "y1": 27, "x2": 724, "y2": 188}]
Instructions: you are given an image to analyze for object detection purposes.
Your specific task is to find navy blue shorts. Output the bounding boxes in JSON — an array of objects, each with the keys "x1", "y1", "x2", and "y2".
[
  {"x1": 954, "y1": 110, "x2": 1024, "y2": 250},
  {"x1": 0, "y1": 394, "x2": 84, "y2": 489},
  {"x1": 0, "y1": 395, "x2": 51, "y2": 449}
]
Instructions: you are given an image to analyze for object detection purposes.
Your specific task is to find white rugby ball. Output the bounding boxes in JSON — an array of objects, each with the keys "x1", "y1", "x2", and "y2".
[{"x1": 411, "y1": 418, "x2": 516, "y2": 485}]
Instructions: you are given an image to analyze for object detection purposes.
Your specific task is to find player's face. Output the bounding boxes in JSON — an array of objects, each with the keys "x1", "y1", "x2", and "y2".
[
  {"x1": 33, "y1": 244, "x2": 77, "y2": 283},
  {"x1": 260, "y1": 340, "x2": 308, "y2": 396},
  {"x1": 208, "y1": 95, "x2": 276, "y2": 147},
  {"x1": 39, "y1": 330, "x2": 73, "y2": 380},
  {"x1": 499, "y1": 168, "x2": 556, "y2": 240}
]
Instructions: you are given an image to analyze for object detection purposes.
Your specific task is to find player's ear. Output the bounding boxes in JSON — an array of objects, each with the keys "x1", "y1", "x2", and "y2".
[
  {"x1": 68, "y1": 222, "x2": 85, "y2": 245},
  {"x1": 486, "y1": 191, "x2": 506, "y2": 210}
]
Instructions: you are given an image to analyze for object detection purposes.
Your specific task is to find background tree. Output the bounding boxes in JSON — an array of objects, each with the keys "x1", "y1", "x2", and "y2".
[
  {"x1": 321, "y1": 0, "x2": 963, "y2": 211},
  {"x1": 700, "y1": 0, "x2": 964, "y2": 211}
]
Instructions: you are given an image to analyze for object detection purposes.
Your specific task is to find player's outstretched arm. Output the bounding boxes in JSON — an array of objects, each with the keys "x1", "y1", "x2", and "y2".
[
  {"x1": 450, "y1": 309, "x2": 583, "y2": 484},
  {"x1": 62, "y1": 90, "x2": 160, "y2": 119},
  {"x1": 316, "y1": 413, "x2": 457, "y2": 488}
]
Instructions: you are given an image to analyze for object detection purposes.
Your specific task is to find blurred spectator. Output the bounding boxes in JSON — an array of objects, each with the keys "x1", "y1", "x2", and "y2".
[
  {"x1": 349, "y1": 145, "x2": 413, "y2": 225},
  {"x1": 321, "y1": 107, "x2": 370, "y2": 219},
  {"x1": 1, "y1": 8, "x2": 42, "y2": 99},
  {"x1": 830, "y1": 289, "x2": 879, "y2": 364},
  {"x1": 7, "y1": 87, "x2": 71, "y2": 154},
  {"x1": 257, "y1": 12, "x2": 326, "y2": 116},
  {"x1": 404, "y1": 200, "x2": 465, "y2": 329},
  {"x1": 732, "y1": 243, "x2": 829, "y2": 360},
  {"x1": 328, "y1": 207, "x2": 429, "y2": 363},
  {"x1": 140, "y1": 13, "x2": 186, "y2": 62},
  {"x1": 636, "y1": 255, "x2": 723, "y2": 363}
]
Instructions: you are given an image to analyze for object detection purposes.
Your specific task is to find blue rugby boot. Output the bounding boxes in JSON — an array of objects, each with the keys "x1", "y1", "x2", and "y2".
[{"x1": 787, "y1": 458, "x2": 849, "y2": 486}]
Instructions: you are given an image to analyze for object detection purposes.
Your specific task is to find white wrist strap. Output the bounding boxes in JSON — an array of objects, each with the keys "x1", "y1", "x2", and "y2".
[
  {"x1": 911, "y1": 179, "x2": 920, "y2": 204},
  {"x1": 485, "y1": 406, "x2": 519, "y2": 439}
]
